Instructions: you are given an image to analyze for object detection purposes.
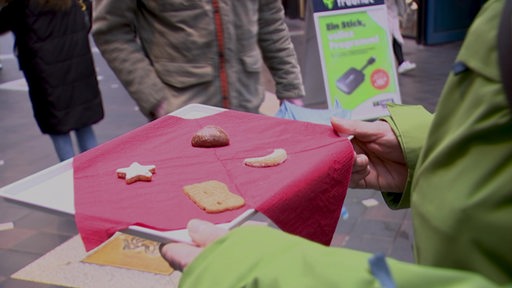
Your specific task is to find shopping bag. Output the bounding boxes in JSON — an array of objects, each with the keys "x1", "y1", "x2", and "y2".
[{"x1": 275, "y1": 99, "x2": 351, "y2": 126}]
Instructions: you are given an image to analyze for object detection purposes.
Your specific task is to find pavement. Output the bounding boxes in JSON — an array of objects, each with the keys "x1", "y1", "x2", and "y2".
[{"x1": 0, "y1": 17, "x2": 461, "y2": 287}]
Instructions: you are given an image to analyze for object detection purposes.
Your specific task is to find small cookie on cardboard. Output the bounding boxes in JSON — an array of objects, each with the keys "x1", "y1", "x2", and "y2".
[
  {"x1": 116, "y1": 162, "x2": 156, "y2": 184},
  {"x1": 183, "y1": 180, "x2": 245, "y2": 213},
  {"x1": 191, "y1": 125, "x2": 230, "y2": 148}
]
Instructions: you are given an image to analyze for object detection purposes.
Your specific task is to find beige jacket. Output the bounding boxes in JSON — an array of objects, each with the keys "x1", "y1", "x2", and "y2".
[{"x1": 92, "y1": 0, "x2": 305, "y2": 119}]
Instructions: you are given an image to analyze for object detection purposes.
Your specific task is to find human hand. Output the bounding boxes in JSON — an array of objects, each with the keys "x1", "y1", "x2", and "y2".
[
  {"x1": 282, "y1": 98, "x2": 304, "y2": 107},
  {"x1": 331, "y1": 117, "x2": 407, "y2": 192},
  {"x1": 160, "y1": 219, "x2": 228, "y2": 271},
  {"x1": 149, "y1": 99, "x2": 169, "y2": 120}
]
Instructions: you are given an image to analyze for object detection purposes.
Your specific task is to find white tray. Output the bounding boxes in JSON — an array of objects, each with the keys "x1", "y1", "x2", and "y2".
[{"x1": 0, "y1": 104, "x2": 257, "y2": 243}]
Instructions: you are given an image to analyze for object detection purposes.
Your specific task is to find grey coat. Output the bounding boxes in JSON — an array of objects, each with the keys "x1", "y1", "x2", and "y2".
[{"x1": 92, "y1": 0, "x2": 305, "y2": 119}]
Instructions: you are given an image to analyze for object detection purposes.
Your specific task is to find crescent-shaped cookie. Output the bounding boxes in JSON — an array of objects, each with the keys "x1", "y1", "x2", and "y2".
[{"x1": 243, "y1": 148, "x2": 287, "y2": 168}]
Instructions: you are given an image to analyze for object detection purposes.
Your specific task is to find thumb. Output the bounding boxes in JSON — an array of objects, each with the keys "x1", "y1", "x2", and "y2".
[
  {"x1": 330, "y1": 117, "x2": 383, "y2": 141},
  {"x1": 159, "y1": 242, "x2": 202, "y2": 272},
  {"x1": 187, "y1": 219, "x2": 228, "y2": 247}
]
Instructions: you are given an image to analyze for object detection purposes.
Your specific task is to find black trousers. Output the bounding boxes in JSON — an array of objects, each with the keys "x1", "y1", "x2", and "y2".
[{"x1": 392, "y1": 37, "x2": 405, "y2": 65}]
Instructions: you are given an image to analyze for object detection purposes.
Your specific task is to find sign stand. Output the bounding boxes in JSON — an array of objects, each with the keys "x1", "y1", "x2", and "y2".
[{"x1": 312, "y1": 0, "x2": 401, "y2": 120}]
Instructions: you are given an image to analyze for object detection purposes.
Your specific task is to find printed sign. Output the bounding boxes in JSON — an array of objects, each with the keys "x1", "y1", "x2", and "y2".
[{"x1": 312, "y1": 0, "x2": 401, "y2": 120}]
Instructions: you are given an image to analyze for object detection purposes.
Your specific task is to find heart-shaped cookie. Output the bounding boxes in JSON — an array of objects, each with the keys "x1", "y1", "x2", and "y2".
[{"x1": 191, "y1": 125, "x2": 230, "y2": 148}]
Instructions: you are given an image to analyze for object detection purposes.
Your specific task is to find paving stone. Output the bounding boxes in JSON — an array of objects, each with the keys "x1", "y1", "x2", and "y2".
[{"x1": 10, "y1": 232, "x2": 72, "y2": 255}]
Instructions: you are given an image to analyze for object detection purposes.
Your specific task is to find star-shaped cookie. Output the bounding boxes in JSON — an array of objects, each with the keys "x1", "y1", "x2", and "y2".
[{"x1": 116, "y1": 162, "x2": 156, "y2": 184}]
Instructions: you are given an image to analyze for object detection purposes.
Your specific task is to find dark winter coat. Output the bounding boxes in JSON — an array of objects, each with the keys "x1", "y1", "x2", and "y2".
[{"x1": 0, "y1": 0, "x2": 104, "y2": 134}]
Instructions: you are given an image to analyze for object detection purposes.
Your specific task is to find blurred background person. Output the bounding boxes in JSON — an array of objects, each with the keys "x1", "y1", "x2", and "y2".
[
  {"x1": 387, "y1": 0, "x2": 416, "y2": 74},
  {"x1": 0, "y1": 0, "x2": 6, "y2": 70},
  {"x1": 92, "y1": 0, "x2": 305, "y2": 120},
  {"x1": 0, "y1": 0, "x2": 104, "y2": 161}
]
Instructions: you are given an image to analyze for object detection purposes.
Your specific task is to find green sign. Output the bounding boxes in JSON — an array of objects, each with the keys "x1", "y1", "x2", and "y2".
[{"x1": 314, "y1": 5, "x2": 401, "y2": 120}]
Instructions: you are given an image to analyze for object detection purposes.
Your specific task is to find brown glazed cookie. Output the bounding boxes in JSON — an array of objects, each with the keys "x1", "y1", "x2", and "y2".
[
  {"x1": 191, "y1": 125, "x2": 230, "y2": 148},
  {"x1": 183, "y1": 180, "x2": 245, "y2": 213}
]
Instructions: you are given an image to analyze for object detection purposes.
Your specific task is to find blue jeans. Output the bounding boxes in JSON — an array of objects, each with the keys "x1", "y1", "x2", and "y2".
[{"x1": 49, "y1": 126, "x2": 98, "y2": 161}]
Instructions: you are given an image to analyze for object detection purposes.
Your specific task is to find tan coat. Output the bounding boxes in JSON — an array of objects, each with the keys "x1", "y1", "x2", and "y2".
[{"x1": 92, "y1": 0, "x2": 305, "y2": 119}]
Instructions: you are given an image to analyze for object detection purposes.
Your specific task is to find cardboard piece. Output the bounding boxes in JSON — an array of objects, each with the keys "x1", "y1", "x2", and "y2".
[{"x1": 82, "y1": 233, "x2": 173, "y2": 275}]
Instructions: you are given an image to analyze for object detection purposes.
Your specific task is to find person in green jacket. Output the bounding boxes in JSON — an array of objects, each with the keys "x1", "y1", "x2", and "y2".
[{"x1": 160, "y1": 0, "x2": 512, "y2": 286}]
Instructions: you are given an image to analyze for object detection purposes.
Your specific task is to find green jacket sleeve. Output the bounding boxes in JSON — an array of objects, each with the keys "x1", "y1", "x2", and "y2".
[
  {"x1": 380, "y1": 104, "x2": 433, "y2": 209},
  {"x1": 179, "y1": 226, "x2": 506, "y2": 288}
]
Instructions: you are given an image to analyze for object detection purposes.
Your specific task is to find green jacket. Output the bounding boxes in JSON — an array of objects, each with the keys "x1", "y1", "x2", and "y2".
[
  {"x1": 383, "y1": 0, "x2": 512, "y2": 282},
  {"x1": 177, "y1": 0, "x2": 512, "y2": 286},
  {"x1": 92, "y1": 0, "x2": 305, "y2": 119}
]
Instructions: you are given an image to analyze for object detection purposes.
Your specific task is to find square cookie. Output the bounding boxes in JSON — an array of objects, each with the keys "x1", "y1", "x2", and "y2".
[{"x1": 183, "y1": 180, "x2": 245, "y2": 213}]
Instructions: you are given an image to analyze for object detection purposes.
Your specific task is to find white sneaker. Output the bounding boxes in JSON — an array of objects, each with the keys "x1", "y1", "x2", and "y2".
[{"x1": 398, "y1": 61, "x2": 416, "y2": 74}]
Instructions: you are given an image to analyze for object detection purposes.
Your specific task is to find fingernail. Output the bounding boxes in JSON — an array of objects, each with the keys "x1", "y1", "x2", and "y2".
[
  {"x1": 158, "y1": 242, "x2": 166, "y2": 255},
  {"x1": 187, "y1": 219, "x2": 206, "y2": 234}
]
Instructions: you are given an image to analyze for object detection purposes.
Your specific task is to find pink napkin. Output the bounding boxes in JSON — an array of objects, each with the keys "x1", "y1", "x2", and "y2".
[{"x1": 73, "y1": 110, "x2": 353, "y2": 251}]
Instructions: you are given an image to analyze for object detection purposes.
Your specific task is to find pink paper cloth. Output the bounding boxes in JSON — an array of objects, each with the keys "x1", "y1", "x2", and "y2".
[{"x1": 73, "y1": 110, "x2": 353, "y2": 251}]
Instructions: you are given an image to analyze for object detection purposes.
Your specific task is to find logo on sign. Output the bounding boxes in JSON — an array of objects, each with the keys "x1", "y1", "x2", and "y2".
[
  {"x1": 322, "y1": 0, "x2": 376, "y2": 9},
  {"x1": 323, "y1": 0, "x2": 335, "y2": 9}
]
